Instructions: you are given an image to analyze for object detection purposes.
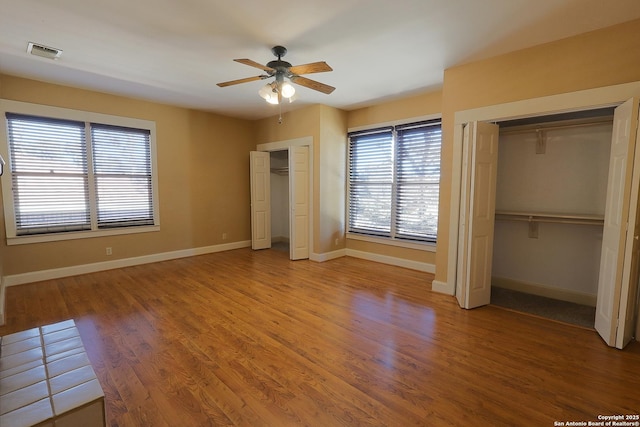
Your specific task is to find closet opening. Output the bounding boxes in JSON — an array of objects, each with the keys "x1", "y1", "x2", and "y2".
[
  {"x1": 270, "y1": 149, "x2": 290, "y2": 253},
  {"x1": 490, "y1": 107, "x2": 616, "y2": 328},
  {"x1": 251, "y1": 141, "x2": 310, "y2": 260}
]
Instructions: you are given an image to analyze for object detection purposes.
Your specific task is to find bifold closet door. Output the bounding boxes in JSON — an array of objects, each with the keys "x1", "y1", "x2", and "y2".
[
  {"x1": 250, "y1": 151, "x2": 271, "y2": 250},
  {"x1": 456, "y1": 121, "x2": 500, "y2": 309},
  {"x1": 595, "y1": 97, "x2": 640, "y2": 349},
  {"x1": 289, "y1": 146, "x2": 309, "y2": 260}
]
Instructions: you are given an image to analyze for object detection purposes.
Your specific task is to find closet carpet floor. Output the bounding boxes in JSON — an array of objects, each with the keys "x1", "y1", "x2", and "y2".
[
  {"x1": 270, "y1": 241, "x2": 289, "y2": 252},
  {"x1": 490, "y1": 287, "x2": 596, "y2": 329}
]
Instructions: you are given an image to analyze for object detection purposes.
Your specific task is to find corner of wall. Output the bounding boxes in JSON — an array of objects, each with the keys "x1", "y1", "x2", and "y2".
[
  {"x1": 345, "y1": 248, "x2": 435, "y2": 274},
  {"x1": 431, "y1": 279, "x2": 454, "y2": 295},
  {"x1": 310, "y1": 249, "x2": 347, "y2": 262}
]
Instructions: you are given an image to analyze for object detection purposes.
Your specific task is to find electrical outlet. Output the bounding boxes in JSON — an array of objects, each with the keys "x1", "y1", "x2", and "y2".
[
  {"x1": 335, "y1": 238, "x2": 339, "y2": 246},
  {"x1": 222, "y1": 233, "x2": 227, "y2": 240},
  {"x1": 106, "y1": 247, "x2": 112, "y2": 256}
]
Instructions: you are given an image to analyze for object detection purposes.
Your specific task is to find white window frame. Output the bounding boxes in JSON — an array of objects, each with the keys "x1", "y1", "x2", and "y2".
[
  {"x1": 346, "y1": 114, "x2": 441, "y2": 252},
  {"x1": 0, "y1": 99, "x2": 160, "y2": 245}
]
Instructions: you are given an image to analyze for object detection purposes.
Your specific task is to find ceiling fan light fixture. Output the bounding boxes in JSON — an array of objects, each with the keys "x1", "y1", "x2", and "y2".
[
  {"x1": 259, "y1": 80, "x2": 295, "y2": 105},
  {"x1": 258, "y1": 83, "x2": 273, "y2": 100},
  {"x1": 280, "y1": 81, "x2": 295, "y2": 99},
  {"x1": 218, "y1": 45, "x2": 335, "y2": 114},
  {"x1": 265, "y1": 95, "x2": 279, "y2": 105},
  {"x1": 258, "y1": 83, "x2": 280, "y2": 104}
]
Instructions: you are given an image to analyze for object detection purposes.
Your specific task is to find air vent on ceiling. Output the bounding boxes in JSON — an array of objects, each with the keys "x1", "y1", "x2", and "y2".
[{"x1": 27, "y1": 42, "x2": 62, "y2": 60}]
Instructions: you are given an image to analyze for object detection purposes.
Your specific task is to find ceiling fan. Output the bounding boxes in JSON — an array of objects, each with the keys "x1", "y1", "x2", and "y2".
[{"x1": 217, "y1": 46, "x2": 335, "y2": 105}]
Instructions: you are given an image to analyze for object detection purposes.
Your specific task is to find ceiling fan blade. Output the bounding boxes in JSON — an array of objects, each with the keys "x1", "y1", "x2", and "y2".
[
  {"x1": 217, "y1": 75, "x2": 267, "y2": 87},
  {"x1": 290, "y1": 76, "x2": 335, "y2": 94},
  {"x1": 234, "y1": 58, "x2": 275, "y2": 72},
  {"x1": 289, "y1": 61, "x2": 333, "y2": 75}
]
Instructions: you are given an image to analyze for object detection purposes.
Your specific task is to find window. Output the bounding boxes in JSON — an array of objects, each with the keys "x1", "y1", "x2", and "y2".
[
  {"x1": 348, "y1": 119, "x2": 441, "y2": 243},
  {"x1": 91, "y1": 124, "x2": 154, "y2": 229},
  {"x1": 8, "y1": 115, "x2": 90, "y2": 235},
  {"x1": 2, "y1": 102, "x2": 158, "y2": 243}
]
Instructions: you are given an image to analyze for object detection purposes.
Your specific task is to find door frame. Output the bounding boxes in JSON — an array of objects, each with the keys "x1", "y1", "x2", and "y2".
[
  {"x1": 442, "y1": 82, "x2": 640, "y2": 334},
  {"x1": 256, "y1": 136, "x2": 314, "y2": 259}
]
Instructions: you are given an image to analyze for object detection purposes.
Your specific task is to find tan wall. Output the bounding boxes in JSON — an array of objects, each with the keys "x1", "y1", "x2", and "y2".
[
  {"x1": 254, "y1": 104, "x2": 349, "y2": 255},
  {"x1": 4, "y1": 17, "x2": 639, "y2": 281},
  {"x1": 0, "y1": 74, "x2": 255, "y2": 276},
  {"x1": 318, "y1": 105, "x2": 348, "y2": 252},
  {"x1": 254, "y1": 105, "x2": 324, "y2": 252},
  {"x1": 347, "y1": 90, "x2": 443, "y2": 128},
  {"x1": 435, "y1": 18, "x2": 640, "y2": 284},
  {"x1": 346, "y1": 90, "x2": 443, "y2": 266},
  {"x1": 254, "y1": 104, "x2": 322, "y2": 144}
]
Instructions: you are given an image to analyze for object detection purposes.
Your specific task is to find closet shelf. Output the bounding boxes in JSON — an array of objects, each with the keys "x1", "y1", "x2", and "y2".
[
  {"x1": 495, "y1": 211, "x2": 604, "y2": 226},
  {"x1": 270, "y1": 167, "x2": 289, "y2": 176}
]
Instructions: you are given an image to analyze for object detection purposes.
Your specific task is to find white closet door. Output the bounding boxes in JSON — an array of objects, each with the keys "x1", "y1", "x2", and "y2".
[
  {"x1": 289, "y1": 146, "x2": 309, "y2": 260},
  {"x1": 456, "y1": 122, "x2": 500, "y2": 309},
  {"x1": 596, "y1": 98, "x2": 640, "y2": 349},
  {"x1": 456, "y1": 124, "x2": 472, "y2": 307},
  {"x1": 250, "y1": 151, "x2": 271, "y2": 250}
]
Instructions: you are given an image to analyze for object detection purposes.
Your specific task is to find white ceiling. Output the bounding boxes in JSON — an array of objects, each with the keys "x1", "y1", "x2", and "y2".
[{"x1": 1, "y1": 0, "x2": 640, "y2": 120}]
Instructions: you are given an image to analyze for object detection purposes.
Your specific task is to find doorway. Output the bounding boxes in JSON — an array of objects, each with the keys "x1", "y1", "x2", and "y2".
[
  {"x1": 269, "y1": 150, "x2": 290, "y2": 253},
  {"x1": 251, "y1": 137, "x2": 313, "y2": 260},
  {"x1": 489, "y1": 109, "x2": 614, "y2": 328},
  {"x1": 447, "y1": 83, "x2": 640, "y2": 349}
]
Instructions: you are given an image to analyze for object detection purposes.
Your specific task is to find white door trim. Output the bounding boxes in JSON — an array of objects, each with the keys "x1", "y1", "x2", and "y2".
[
  {"x1": 441, "y1": 81, "x2": 640, "y2": 297},
  {"x1": 256, "y1": 137, "x2": 314, "y2": 259}
]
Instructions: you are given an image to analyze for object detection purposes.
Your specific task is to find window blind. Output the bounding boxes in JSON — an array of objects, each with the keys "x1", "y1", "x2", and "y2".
[
  {"x1": 348, "y1": 127, "x2": 394, "y2": 235},
  {"x1": 5, "y1": 112, "x2": 156, "y2": 238},
  {"x1": 91, "y1": 124, "x2": 154, "y2": 228},
  {"x1": 395, "y1": 122, "x2": 441, "y2": 241},
  {"x1": 6, "y1": 114, "x2": 90, "y2": 235},
  {"x1": 347, "y1": 120, "x2": 441, "y2": 243}
]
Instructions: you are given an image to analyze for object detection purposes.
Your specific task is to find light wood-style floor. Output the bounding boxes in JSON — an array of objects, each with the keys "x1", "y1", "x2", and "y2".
[{"x1": 2, "y1": 248, "x2": 639, "y2": 426}]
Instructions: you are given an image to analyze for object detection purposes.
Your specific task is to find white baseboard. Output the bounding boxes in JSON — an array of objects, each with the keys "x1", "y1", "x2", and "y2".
[
  {"x1": 310, "y1": 249, "x2": 347, "y2": 262},
  {"x1": 432, "y1": 279, "x2": 454, "y2": 295},
  {"x1": 4, "y1": 240, "x2": 251, "y2": 288},
  {"x1": 492, "y1": 276, "x2": 597, "y2": 307},
  {"x1": 345, "y1": 249, "x2": 435, "y2": 273}
]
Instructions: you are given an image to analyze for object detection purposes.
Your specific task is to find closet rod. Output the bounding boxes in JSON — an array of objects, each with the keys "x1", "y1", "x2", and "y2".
[
  {"x1": 495, "y1": 211, "x2": 604, "y2": 226},
  {"x1": 500, "y1": 118, "x2": 612, "y2": 136},
  {"x1": 270, "y1": 167, "x2": 289, "y2": 176}
]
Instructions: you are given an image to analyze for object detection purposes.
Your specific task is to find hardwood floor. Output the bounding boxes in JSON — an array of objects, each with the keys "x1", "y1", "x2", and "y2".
[{"x1": 2, "y1": 248, "x2": 639, "y2": 426}]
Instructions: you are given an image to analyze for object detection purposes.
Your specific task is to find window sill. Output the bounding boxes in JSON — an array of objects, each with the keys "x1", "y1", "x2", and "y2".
[
  {"x1": 347, "y1": 232, "x2": 436, "y2": 252},
  {"x1": 6, "y1": 225, "x2": 160, "y2": 245}
]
